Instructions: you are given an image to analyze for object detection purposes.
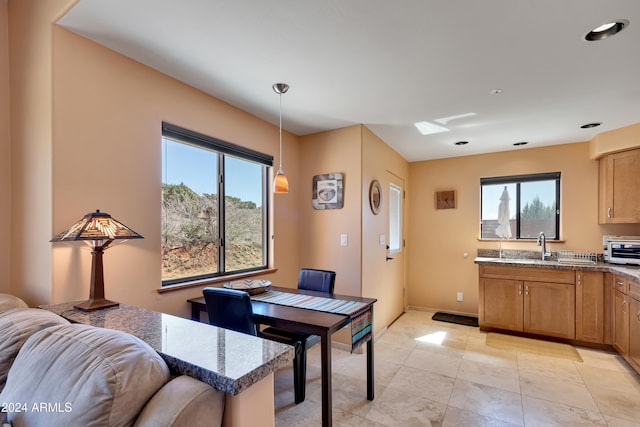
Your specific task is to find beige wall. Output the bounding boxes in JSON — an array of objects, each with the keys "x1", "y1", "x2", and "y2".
[
  {"x1": 362, "y1": 126, "x2": 409, "y2": 331},
  {"x1": 0, "y1": 0, "x2": 10, "y2": 292},
  {"x1": 299, "y1": 126, "x2": 363, "y2": 297},
  {"x1": 590, "y1": 122, "x2": 640, "y2": 159},
  {"x1": 407, "y1": 142, "x2": 640, "y2": 315},
  {"x1": 299, "y1": 125, "x2": 410, "y2": 336},
  {"x1": 7, "y1": 0, "x2": 77, "y2": 302},
  {"x1": 6, "y1": 1, "x2": 300, "y2": 315},
  {"x1": 50, "y1": 27, "x2": 301, "y2": 316}
]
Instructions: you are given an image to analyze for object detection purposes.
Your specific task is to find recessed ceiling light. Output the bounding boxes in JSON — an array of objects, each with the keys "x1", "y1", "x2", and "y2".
[
  {"x1": 454, "y1": 141, "x2": 469, "y2": 146},
  {"x1": 414, "y1": 121, "x2": 449, "y2": 135},
  {"x1": 580, "y1": 122, "x2": 602, "y2": 129},
  {"x1": 513, "y1": 141, "x2": 528, "y2": 146},
  {"x1": 490, "y1": 89, "x2": 503, "y2": 95},
  {"x1": 585, "y1": 19, "x2": 629, "y2": 41}
]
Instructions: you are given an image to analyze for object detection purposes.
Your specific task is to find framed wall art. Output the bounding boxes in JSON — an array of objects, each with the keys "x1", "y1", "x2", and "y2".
[
  {"x1": 312, "y1": 173, "x2": 344, "y2": 210},
  {"x1": 435, "y1": 190, "x2": 456, "y2": 209}
]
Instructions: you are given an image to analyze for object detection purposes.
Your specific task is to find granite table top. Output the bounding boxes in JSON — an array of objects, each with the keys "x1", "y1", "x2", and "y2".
[
  {"x1": 40, "y1": 302, "x2": 294, "y2": 395},
  {"x1": 474, "y1": 256, "x2": 640, "y2": 282}
]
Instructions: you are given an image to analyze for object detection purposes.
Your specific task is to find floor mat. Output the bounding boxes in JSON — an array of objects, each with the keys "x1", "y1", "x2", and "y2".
[
  {"x1": 432, "y1": 312, "x2": 479, "y2": 327},
  {"x1": 486, "y1": 332, "x2": 583, "y2": 362}
]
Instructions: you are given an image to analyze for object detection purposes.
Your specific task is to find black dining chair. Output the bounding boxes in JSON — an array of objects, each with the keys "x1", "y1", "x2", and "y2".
[
  {"x1": 202, "y1": 287, "x2": 305, "y2": 402},
  {"x1": 261, "y1": 268, "x2": 336, "y2": 403}
]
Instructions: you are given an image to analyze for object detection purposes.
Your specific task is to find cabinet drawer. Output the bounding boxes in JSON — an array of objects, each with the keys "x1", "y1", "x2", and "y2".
[
  {"x1": 629, "y1": 279, "x2": 640, "y2": 301},
  {"x1": 479, "y1": 265, "x2": 575, "y2": 284},
  {"x1": 613, "y1": 275, "x2": 628, "y2": 294}
]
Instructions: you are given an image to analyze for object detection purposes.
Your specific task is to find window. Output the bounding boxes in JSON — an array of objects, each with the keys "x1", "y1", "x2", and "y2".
[
  {"x1": 389, "y1": 183, "x2": 402, "y2": 253},
  {"x1": 480, "y1": 172, "x2": 560, "y2": 240},
  {"x1": 161, "y1": 122, "x2": 271, "y2": 286}
]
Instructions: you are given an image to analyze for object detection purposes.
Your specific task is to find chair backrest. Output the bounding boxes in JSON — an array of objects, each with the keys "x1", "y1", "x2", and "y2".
[
  {"x1": 298, "y1": 268, "x2": 336, "y2": 294},
  {"x1": 202, "y1": 287, "x2": 257, "y2": 336}
]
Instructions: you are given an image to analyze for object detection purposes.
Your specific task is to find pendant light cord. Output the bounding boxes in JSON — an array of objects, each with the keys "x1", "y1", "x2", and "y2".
[{"x1": 278, "y1": 92, "x2": 283, "y2": 171}]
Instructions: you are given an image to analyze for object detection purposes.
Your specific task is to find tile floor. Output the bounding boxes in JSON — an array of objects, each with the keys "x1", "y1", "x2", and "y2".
[{"x1": 273, "y1": 309, "x2": 640, "y2": 426}]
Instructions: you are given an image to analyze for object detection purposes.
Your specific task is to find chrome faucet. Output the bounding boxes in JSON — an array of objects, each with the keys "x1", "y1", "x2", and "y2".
[{"x1": 536, "y1": 232, "x2": 551, "y2": 260}]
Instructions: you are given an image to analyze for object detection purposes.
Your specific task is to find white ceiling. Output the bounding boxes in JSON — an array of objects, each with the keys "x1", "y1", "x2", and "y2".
[{"x1": 57, "y1": 0, "x2": 640, "y2": 162}]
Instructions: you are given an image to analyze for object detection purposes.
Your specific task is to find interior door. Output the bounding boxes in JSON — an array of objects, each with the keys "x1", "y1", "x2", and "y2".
[{"x1": 386, "y1": 173, "x2": 406, "y2": 314}]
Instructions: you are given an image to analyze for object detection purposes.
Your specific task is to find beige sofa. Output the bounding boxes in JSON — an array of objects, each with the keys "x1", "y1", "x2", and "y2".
[{"x1": 0, "y1": 294, "x2": 225, "y2": 427}]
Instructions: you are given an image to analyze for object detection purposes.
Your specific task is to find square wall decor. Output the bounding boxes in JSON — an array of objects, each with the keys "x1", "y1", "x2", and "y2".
[
  {"x1": 312, "y1": 173, "x2": 344, "y2": 210},
  {"x1": 435, "y1": 190, "x2": 456, "y2": 209}
]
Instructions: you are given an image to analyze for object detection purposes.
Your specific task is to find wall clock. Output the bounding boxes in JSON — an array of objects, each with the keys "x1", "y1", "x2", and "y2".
[{"x1": 435, "y1": 190, "x2": 456, "y2": 209}]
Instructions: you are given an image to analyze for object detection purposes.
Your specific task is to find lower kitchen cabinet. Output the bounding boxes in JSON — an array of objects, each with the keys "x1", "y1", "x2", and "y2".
[
  {"x1": 479, "y1": 267, "x2": 575, "y2": 339},
  {"x1": 629, "y1": 296, "x2": 640, "y2": 371},
  {"x1": 613, "y1": 288, "x2": 629, "y2": 356},
  {"x1": 524, "y1": 281, "x2": 575, "y2": 339},
  {"x1": 627, "y1": 280, "x2": 640, "y2": 371},
  {"x1": 479, "y1": 278, "x2": 523, "y2": 331},
  {"x1": 575, "y1": 270, "x2": 605, "y2": 343}
]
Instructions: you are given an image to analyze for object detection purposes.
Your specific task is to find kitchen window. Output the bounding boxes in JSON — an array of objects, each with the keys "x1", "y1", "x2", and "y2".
[
  {"x1": 480, "y1": 172, "x2": 560, "y2": 240},
  {"x1": 161, "y1": 122, "x2": 271, "y2": 286}
]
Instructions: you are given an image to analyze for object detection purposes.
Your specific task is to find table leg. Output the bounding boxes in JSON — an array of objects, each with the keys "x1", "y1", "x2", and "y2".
[
  {"x1": 366, "y1": 338, "x2": 374, "y2": 400},
  {"x1": 320, "y1": 331, "x2": 332, "y2": 427}
]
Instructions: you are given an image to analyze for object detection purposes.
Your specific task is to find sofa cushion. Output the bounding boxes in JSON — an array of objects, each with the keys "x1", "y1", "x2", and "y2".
[
  {"x1": 0, "y1": 294, "x2": 28, "y2": 313},
  {"x1": 134, "y1": 375, "x2": 225, "y2": 427},
  {"x1": 0, "y1": 308, "x2": 70, "y2": 392},
  {"x1": 0, "y1": 324, "x2": 170, "y2": 427}
]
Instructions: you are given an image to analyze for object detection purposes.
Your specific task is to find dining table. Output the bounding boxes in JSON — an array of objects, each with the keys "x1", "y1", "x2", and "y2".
[{"x1": 187, "y1": 285, "x2": 376, "y2": 427}]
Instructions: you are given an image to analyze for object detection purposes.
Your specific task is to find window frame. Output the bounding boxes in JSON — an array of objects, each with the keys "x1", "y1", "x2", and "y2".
[
  {"x1": 161, "y1": 122, "x2": 272, "y2": 286},
  {"x1": 480, "y1": 172, "x2": 561, "y2": 240}
]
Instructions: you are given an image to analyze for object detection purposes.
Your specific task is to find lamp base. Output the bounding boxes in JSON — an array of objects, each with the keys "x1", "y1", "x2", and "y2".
[{"x1": 73, "y1": 298, "x2": 119, "y2": 312}]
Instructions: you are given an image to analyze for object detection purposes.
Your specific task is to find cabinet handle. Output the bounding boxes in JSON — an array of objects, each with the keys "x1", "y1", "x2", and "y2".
[
  {"x1": 577, "y1": 274, "x2": 581, "y2": 286},
  {"x1": 525, "y1": 285, "x2": 529, "y2": 296},
  {"x1": 622, "y1": 300, "x2": 627, "y2": 313},
  {"x1": 616, "y1": 280, "x2": 624, "y2": 286},
  {"x1": 608, "y1": 207, "x2": 612, "y2": 218},
  {"x1": 637, "y1": 311, "x2": 640, "y2": 322},
  {"x1": 518, "y1": 284, "x2": 522, "y2": 295}
]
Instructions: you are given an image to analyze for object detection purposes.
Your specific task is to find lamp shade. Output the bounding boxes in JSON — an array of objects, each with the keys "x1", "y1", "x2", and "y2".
[
  {"x1": 50, "y1": 210, "x2": 143, "y2": 244},
  {"x1": 273, "y1": 170, "x2": 289, "y2": 193}
]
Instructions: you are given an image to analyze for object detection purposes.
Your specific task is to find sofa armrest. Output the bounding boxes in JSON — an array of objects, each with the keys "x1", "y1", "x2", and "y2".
[{"x1": 134, "y1": 375, "x2": 225, "y2": 427}]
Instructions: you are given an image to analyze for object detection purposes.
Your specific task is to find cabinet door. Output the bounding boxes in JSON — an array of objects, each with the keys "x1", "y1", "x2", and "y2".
[
  {"x1": 480, "y1": 278, "x2": 523, "y2": 331},
  {"x1": 613, "y1": 289, "x2": 629, "y2": 356},
  {"x1": 599, "y1": 149, "x2": 640, "y2": 224},
  {"x1": 629, "y1": 297, "x2": 640, "y2": 372},
  {"x1": 524, "y1": 281, "x2": 575, "y2": 339},
  {"x1": 575, "y1": 271, "x2": 604, "y2": 343}
]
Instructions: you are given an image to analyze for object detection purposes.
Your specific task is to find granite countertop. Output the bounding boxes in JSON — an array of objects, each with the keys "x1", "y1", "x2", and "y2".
[
  {"x1": 40, "y1": 302, "x2": 294, "y2": 395},
  {"x1": 474, "y1": 253, "x2": 640, "y2": 282}
]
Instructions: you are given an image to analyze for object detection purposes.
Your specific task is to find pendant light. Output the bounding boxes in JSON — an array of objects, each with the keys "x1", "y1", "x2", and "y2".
[{"x1": 273, "y1": 83, "x2": 289, "y2": 194}]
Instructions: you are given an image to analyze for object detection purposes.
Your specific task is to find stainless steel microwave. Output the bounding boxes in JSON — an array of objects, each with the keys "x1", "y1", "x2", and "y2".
[{"x1": 603, "y1": 236, "x2": 640, "y2": 266}]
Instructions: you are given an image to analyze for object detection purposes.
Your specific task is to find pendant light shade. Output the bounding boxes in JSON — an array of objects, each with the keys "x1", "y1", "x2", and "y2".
[{"x1": 273, "y1": 83, "x2": 289, "y2": 194}]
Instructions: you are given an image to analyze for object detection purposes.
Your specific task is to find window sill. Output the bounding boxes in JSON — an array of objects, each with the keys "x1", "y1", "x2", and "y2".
[
  {"x1": 157, "y1": 268, "x2": 278, "y2": 294},
  {"x1": 478, "y1": 238, "x2": 565, "y2": 243}
]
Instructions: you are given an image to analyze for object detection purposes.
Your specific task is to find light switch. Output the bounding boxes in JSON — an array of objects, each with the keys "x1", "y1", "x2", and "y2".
[
  {"x1": 379, "y1": 234, "x2": 386, "y2": 245},
  {"x1": 340, "y1": 234, "x2": 348, "y2": 246}
]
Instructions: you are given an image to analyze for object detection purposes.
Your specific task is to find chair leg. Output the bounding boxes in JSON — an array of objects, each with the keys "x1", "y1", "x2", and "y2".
[{"x1": 293, "y1": 349, "x2": 307, "y2": 404}]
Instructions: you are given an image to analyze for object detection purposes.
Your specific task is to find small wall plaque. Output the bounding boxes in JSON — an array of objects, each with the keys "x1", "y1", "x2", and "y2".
[{"x1": 435, "y1": 190, "x2": 456, "y2": 209}]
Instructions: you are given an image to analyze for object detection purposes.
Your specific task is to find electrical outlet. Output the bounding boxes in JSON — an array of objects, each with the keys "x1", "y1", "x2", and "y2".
[{"x1": 457, "y1": 292, "x2": 463, "y2": 302}]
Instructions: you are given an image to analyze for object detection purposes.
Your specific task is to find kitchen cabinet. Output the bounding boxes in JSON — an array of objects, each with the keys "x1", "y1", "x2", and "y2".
[
  {"x1": 599, "y1": 148, "x2": 640, "y2": 224},
  {"x1": 628, "y1": 279, "x2": 640, "y2": 371},
  {"x1": 575, "y1": 270, "x2": 605, "y2": 343},
  {"x1": 479, "y1": 266, "x2": 575, "y2": 339},
  {"x1": 613, "y1": 285, "x2": 629, "y2": 356}
]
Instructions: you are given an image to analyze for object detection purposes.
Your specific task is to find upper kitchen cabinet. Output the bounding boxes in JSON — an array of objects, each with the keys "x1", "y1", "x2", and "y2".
[{"x1": 599, "y1": 148, "x2": 640, "y2": 224}]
